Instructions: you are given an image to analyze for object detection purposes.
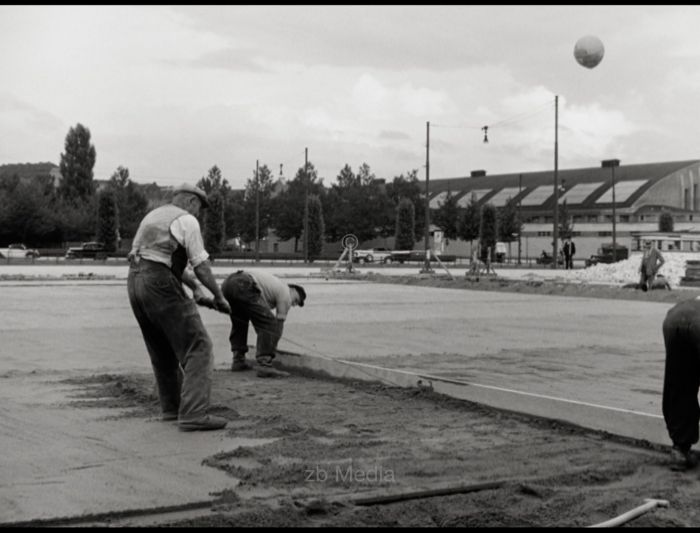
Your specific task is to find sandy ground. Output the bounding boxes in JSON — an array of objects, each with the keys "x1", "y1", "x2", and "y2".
[
  {"x1": 3, "y1": 267, "x2": 700, "y2": 526},
  {"x1": 29, "y1": 368, "x2": 700, "y2": 527}
]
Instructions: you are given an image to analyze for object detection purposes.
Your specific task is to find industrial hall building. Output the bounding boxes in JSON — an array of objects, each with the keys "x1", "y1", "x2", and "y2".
[{"x1": 426, "y1": 159, "x2": 700, "y2": 261}]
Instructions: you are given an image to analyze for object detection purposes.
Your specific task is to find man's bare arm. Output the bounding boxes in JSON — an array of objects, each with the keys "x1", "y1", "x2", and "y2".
[{"x1": 193, "y1": 260, "x2": 231, "y2": 314}]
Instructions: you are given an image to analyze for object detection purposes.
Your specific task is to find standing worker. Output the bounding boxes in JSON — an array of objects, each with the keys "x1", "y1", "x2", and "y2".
[
  {"x1": 639, "y1": 241, "x2": 665, "y2": 291},
  {"x1": 127, "y1": 183, "x2": 231, "y2": 432},
  {"x1": 562, "y1": 237, "x2": 576, "y2": 270},
  {"x1": 662, "y1": 297, "x2": 700, "y2": 470},
  {"x1": 222, "y1": 270, "x2": 306, "y2": 377}
]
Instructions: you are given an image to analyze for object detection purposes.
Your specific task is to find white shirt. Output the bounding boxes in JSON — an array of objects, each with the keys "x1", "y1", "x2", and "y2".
[{"x1": 170, "y1": 214, "x2": 209, "y2": 267}]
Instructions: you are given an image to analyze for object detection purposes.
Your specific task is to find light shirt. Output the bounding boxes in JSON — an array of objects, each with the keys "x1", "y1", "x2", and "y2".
[
  {"x1": 248, "y1": 270, "x2": 293, "y2": 320},
  {"x1": 170, "y1": 214, "x2": 209, "y2": 267}
]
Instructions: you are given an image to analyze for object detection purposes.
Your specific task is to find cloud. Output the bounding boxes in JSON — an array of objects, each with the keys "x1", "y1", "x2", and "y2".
[
  {"x1": 379, "y1": 130, "x2": 411, "y2": 141},
  {"x1": 172, "y1": 47, "x2": 270, "y2": 73}
]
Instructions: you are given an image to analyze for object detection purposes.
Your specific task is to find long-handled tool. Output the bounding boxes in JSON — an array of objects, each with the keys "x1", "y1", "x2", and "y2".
[{"x1": 588, "y1": 498, "x2": 669, "y2": 528}]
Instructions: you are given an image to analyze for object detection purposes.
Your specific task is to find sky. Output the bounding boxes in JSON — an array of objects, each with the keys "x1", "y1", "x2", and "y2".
[{"x1": 2, "y1": 5, "x2": 700, "y2": 190}]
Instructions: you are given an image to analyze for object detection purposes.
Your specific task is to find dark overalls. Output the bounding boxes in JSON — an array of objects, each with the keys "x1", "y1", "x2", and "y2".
[
  {"x1": 662, "y1": 299, "x2": 700, "y2": 451},
  {"x1": 127, "y1": 246, "x2": 214, "y2": 423}
]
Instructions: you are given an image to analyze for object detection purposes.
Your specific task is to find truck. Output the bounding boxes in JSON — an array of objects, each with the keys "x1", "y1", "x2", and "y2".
[
  {"x1": 585, "y1": 243, "x2": 629, "y2": 267},
  {"x1": 0, "y1": 243, "x2": 40, "y2": 259}
]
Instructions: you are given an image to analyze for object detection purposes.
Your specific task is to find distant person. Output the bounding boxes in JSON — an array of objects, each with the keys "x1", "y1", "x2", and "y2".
[
  {"x1": 639, "y1": 241, "x2": 665, "y2": 291},
  {"x1": 222, "y1": 270, "x2": 306, "y2": 377},
  {"x1": 127, "y1": 183, "x2": 231, "y2": 432},
  {"x1": 661, "y1": 297, "x2": 700, "y2": 470},
  {"x1": 467, "y1": 248, "x2": 484, "y2": 278},
  {"x1": 562, "y1": 237, "x2": 576, "y2": 270}
]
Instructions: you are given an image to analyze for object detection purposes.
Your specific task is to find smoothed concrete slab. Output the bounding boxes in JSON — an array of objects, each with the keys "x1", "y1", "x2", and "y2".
[{"x1": 277, "y1": 351, "x2": 669, "y2": 447}]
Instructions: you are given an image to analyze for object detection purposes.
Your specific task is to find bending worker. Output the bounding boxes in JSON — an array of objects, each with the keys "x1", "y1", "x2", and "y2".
[
  {"x1": 222, "y1": 270, "x2": 306, "y2": 378},
  {"x1": 127, "y1": 183, "x2": 231, "y2": 432}
]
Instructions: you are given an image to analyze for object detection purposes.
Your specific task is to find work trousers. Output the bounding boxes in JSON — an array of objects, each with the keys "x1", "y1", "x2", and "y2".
[
  {"x1": 127, "y1": 259, "x2": 213, "y2": 422},
  {"x1": 640, "y1": 267, "x2": 657, "y2": 289},
  {"x1": 221, "y1": 271, "x2": 279, "y2": 361},
  {"x1": 662, "y1": 299, "x2": 700, "y2": 450}
]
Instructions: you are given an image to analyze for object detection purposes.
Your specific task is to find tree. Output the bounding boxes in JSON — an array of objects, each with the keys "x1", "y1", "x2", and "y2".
[
  {"x1": 386, "y1": 170, "x2": 424, "y2": 242},
  {"x1": 322, "y1": 163, "x2": 389, "y2": 244},
  {"x1": 498, "y1": 197, "x2": 521, "y2": 243},
  {"x1": 197, "y1": 165, "x2": 229, "y2": 195},
  {"x1": 58, "y1": 123, "x2": 96, "y2": 204},
  {"x1": 197, "y1": 165, "x2": 237, "y2": 243},
  {"x1": 433, "y1": 190, "x2": 459, "y2": 243},
  {"x1": 395, "y1": 198, "x2": 416, "y2": 250},
  {"x1": 239, "y1": 164, "x2": 277, "y2": 246},
  {"x1": 55, "y1": 195, "x2": 98, "y2": 242},
  {"x1": 306, "y1": 194, "x2": 325, "y2": 262},
  {"x1": 659, "y1": 211, "x2": 674, "y2": 232},
  {"x1": 457, "y1": 192, "x2": 481, "y2": 254},
  {"x1": 96, "y1": 190, "x2": 119, "y2": 252},
  {"x1": 0, "y1": 175, "x2": 58, "y2": 245},
  {"x1": 479, "y1": 203, "x2": 498, "y2": 262},
  {"x1": 107, "y1": 166, "x2": 148, "y2": 240},
  {"x1": 271, "y1": 164, "x2": 320, "y2": 250},
  {"x1": 558, "y1": 200, "x2": 574, "y2": 240},
  {"x1": 203, "y1": 190, "x2": 225, "y2": 254}
]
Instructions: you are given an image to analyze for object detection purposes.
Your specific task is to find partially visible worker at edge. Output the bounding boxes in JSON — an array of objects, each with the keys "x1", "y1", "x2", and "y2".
[{"x1": 127, "y1": 182, "x2": 231, "y2": 432}]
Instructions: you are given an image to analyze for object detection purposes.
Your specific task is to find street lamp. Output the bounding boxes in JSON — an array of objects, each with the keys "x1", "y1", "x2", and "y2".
[
  {"x1": 602, "y1": 159, "x2": 621, "y2": 262},
  {"x1": 421, "y1": 121, "x2": 434, "y2": 273},
  {"x1": 552, "y1": 95, "x2": 559, "y2": 269}
]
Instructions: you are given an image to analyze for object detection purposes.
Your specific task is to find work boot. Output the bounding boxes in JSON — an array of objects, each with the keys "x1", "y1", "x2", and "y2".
[
  {"x1": 178, "y1": 414, "x2": 228, "y2": 432},
  {"x1": 231, "y1": 352, "x2": 252, "y2": 372},
  {"x1": 256, "y1": 356, "x2": 290, "y2": 378},
  {"x1": 669, "y1": 445, "x2": 698, "y2": 471}
]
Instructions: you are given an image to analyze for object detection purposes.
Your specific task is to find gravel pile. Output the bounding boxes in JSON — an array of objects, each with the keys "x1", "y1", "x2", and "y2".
[{"x1": 570, "y1": 253, "x2": 695, "y2": 288}]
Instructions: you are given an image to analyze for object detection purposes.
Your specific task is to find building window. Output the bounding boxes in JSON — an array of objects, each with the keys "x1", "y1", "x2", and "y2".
[
  {"x1": 273, "y1": 242, "x2": 279, "y2": 253},
  {"x1": 695, "y1": 184, "x2": 699, "y2": 210},
  {"x1": 619, "y1": 215, "x2": 629, "y2": 222},
  {"x1": 685, "y1": 188, "x2": 690, "y2": 210}
]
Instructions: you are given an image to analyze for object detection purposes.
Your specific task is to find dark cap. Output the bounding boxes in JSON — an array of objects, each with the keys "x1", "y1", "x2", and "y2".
[
  {"x1": 173, "y1": 183, "x2": 209, "y2": 208},
  {"x1": 289, "y1": 284, "x2": 306, "y2": 307}
]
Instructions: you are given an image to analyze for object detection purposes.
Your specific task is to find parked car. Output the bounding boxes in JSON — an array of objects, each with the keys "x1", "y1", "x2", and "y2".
[
  {"x1": 536, "y1": 250, "x2": 564, "y2": 266},
  {"x1": 387, "y1": 250, "x2": 457, "y2": 263},
  {"x1": 65, "y1": 242, "x2": 108, "y2": 260},
  {"x1": 0, "y1": 243, "x2": 40, "y2": 259},
  {"x1": 585, "y1": 243, "x2": 629, "y2": 267},
  {"x1": 353, "y1": 247, "x2": 393, "y2": 264}
]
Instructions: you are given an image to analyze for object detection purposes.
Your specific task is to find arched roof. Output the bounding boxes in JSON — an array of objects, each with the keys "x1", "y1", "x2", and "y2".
[{"x1": 428, "y1": 160, "x2": 700, "y2": 211}]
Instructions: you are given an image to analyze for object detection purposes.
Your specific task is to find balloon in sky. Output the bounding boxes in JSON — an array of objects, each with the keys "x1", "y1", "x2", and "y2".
[{"x1": 573, "y1": 35, "x2": 605, "y2": 69}]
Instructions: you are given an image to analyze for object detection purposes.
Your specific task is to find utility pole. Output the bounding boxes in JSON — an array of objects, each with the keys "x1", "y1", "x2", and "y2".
[
  {"x1": 254, "y1": 159, "x2": 260, "y2": 262},
  {"x1": 552, "y1": 95, "x2": 559, "y2": 269},
  {"x1": 303, "y1": 147, "x2": 309, "y2": 264},
  {"x1": 518, "y1": 173, "x2": 522, "y2": 265},
  {"x1": 602, "y1": 159, "x2": 621, "y2": 262},
  {"x1": 421, "y1": 121, "x2": 433, "y2": 273}
]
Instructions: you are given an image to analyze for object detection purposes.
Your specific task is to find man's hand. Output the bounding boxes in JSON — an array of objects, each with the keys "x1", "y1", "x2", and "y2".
[
  {"x1": 214, "y1": 296, "x2": 231, "y2": 315},
  {"x1": 194, "y1": 294, "x2": 216, "y2": 310}
]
